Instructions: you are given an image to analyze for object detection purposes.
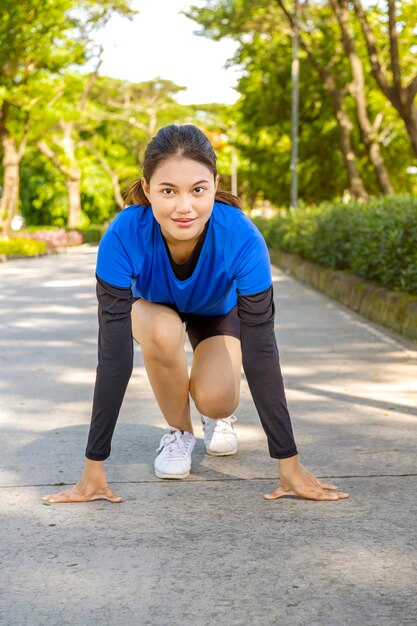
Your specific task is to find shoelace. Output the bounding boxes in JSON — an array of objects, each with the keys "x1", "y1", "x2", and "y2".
[
  {"x1": 156, "y1": 429, "x2": 191, "y2": 456},
  {"x1": 202, "y1": 415, "x2": 237, "y2": 435}
]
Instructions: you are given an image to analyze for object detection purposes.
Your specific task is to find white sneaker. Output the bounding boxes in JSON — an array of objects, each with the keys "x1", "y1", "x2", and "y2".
[
  {"x1": 201, "y1": 415, "x2": 238, "y2": 456},
  {"x1": 154, "y1": 428, "x2": 196, "y2": 479}
]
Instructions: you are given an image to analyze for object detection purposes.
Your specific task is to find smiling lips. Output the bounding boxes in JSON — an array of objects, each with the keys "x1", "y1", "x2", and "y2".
[{"x1": 173, "y1": 218, "x2": 195, "y2": 227}]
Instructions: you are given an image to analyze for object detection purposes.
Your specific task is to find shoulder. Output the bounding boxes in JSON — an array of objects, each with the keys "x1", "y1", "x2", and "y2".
[
  {"x1": 212, "y1": 201, "x2": 265, "y2": 246},
  {"x1": 211, "y1": 201, "x2": 242, "y2": 229},
  {"x1": 106, "y1": 204, "x2": 153, "y2": 235}
]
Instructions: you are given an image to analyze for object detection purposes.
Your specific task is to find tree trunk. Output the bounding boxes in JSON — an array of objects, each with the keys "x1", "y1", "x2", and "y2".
[
  {"x1": 403, "y1": 95, "x2": 417, "y2": 156},
  {"x1": 66, "y1": 171, "x2": 82, "y2": 229},
  {"x1": 0, "y1": 135, "x2": 21, "y2": 232},
  {"x1": 330, "y1": 0, "x2": 393, "y2": 195},
  {"x1": 108, "y1": 169, "x2": 124, "y2": 210},
  {"x1": 330, "y1": 86, "x2": 368, "y2": 200},
  {"x1": 276, "y1": 0, "x2": 368, "y2": 200},
  {"x1": 37, "y1": 121, "x2": 83, "y2": 228},
  {"x1": 81, "y1": 140, "x2": 124, "y2": 209},
  {"x1": 352, "y1": 0, "x2": 417, "y2": 157}
]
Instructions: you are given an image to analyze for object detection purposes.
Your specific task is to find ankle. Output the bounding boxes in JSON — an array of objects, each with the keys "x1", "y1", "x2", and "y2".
[
  {"x1": 166, "y1": 425, "x2": 194, "y2": 436},
  {"x1": 81, "y1": 459, "x2": 108, "y2": 484}
]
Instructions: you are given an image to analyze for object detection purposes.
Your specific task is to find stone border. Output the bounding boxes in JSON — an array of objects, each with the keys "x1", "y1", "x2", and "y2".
[{"x1": 269, "y1": 248, "x2": 417, "y2": 343}]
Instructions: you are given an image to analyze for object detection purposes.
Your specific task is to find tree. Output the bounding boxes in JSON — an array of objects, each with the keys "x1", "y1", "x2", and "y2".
[
  {"x1": 328, "y1": 0, "x2": 393, "y2": 194},
  {"x1": 187, "y1": 0, "x2": 368, "y2": 202},
  {"x1": 352, "y1": 0, "x2": 417, "y2": 156},
  {"x1": 0, "y1": 0, "x2": 135, "y2": 230},
  {"x1": 20, "y1": 76, "x2": 215, "y2": 226},
  {"x1": 187, "y1": 0, "x2": 416, "y2": 205},
  {"x1": 36, "y1": 69, "x2": 102, "y2": 228},
  {"x1": 277, "y1": 0, "x2": 368, "y2": 199}
]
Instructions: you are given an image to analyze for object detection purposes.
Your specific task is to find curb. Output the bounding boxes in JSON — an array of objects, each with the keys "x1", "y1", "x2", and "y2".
[{"x1": 268, "y1": 248, "x2": 417, "y2": 343}]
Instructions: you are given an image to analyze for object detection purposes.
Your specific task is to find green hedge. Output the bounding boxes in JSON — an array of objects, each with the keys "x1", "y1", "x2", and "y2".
[
  {"x1": 0, "y1": 236, "x2": 49, "y2": 257},
  {"x1": 77, "y1": 224, "x2": 106, "y2": 244},
  {"x1": 253, "y1": 195, "x2": 417, "y2": 295}
]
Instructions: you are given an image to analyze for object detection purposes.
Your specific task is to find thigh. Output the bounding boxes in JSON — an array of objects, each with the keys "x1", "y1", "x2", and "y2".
[
  {"x1": 131, "y1": 299, "x2": 186, "y2": 350},
  {"x1": 189, "y1": 334, "x2": 242, "y2": 409}
]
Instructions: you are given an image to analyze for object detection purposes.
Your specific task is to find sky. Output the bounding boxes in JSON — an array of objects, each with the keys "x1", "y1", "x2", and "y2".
[{"x1": 93, "y1": 0, "x2": 241, "y2": 105}]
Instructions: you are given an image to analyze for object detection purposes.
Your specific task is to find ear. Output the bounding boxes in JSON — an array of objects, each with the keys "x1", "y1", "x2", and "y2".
[
  {"x1": 214, "y1": 174, "x2": 220, "y2": 191},
  {"x1": 141, "y1": 177, "x2": 151, "y2": 201}
]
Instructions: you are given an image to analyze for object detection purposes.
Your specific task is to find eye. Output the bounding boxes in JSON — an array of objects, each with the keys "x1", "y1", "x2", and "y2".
[
  {"x1": 194, "y1": 187, "x2": 206, "y2": 194},
  {"x1": 161, "y1": 188, "x2": 174, "y2": 195}
]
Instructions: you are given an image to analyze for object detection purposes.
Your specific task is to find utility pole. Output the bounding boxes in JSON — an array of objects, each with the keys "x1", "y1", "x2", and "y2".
[{"x1": 290, "y1": 0, "x2": 300, "y2": 208}]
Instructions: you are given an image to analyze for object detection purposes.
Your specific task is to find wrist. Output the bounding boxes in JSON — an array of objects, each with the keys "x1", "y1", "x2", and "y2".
[{"x1": 278, "y1": 453, "x2": 300, "y2": 470}]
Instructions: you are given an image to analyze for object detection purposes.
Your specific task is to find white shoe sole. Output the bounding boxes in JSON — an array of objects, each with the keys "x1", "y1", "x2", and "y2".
[
  {"x1": 155, "y1": 469, "x2": 191, "y2": 479},
  {"x1": 206, "y1": 446, "x2": 238, "y2": 457}
]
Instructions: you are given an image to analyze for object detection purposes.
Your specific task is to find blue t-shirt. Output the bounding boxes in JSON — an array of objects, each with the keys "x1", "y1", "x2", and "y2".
[{"x1": 96, "y1": 201, "x2": 272, "y2": 316}]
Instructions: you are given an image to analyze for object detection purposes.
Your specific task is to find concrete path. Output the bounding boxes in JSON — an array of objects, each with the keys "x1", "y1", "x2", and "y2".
[{"x1": 1, "y1": 245, "x2": 416, "y2": 626}]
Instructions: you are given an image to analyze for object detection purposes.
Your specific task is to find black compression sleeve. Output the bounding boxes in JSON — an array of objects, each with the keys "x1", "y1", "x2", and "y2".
[
  {"x1": 85, "y1": 276, "x2": 134, "y2": 461},
  {"x1": 238, "y1": 286, "x2": 298, "y2": 459}
]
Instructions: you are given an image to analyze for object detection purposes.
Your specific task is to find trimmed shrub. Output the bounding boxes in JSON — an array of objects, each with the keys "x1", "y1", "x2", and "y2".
[
  {"x1": 0, "y1": 236, "x2": 49, "y2": 257},
  {"x1": 77, "y1": 224, "x2": 106, "y2": 244},
  {"x1": 253, "y1": 195, "x2": 417, "y2": 295}
]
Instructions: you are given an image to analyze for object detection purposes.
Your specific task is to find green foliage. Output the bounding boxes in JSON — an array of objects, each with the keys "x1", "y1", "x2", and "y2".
[
  {"x1": 77, "y1": 224, "x2": 106, "y2": 243},
  {"x1": 254, "y1": 196, "x2": 417, "y2": 294},
  {"x1": 2, "y1": 0, "x2": 417, "y2": 230},
  {"x1": 0, "y1": 235, "x2": 48, "y2": 256},
  {"x1": 20, "y1": 149, "x2": 68, "y2": 226},
  {"x1": 188, "y1": 0, "x2": 417, "y2": 205},
  {"x1": 15, "y1": 76, "x2": 239, "y2": 227}
]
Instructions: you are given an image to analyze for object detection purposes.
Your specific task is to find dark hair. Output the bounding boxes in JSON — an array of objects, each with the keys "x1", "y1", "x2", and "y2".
[{"x1": 124, "y1": 124, "x2": 241, "y2": 209}]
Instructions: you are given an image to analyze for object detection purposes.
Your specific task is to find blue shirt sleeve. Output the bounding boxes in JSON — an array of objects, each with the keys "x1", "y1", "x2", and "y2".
[
  {"x1": 96, "y1": 228, "x2": 133, "y2": 288},
  {"x1": 231, "y1": 218, "x2": 272, "y2": 295}
]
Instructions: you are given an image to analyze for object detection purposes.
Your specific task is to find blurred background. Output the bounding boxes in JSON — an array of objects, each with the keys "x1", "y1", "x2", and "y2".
[{"x1": 1, "y1": 0, "x2": 416, "y2": 296}]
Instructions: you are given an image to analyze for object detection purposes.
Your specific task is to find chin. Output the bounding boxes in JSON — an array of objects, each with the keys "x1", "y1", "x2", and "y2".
[{"x1": 179, "y1": 231, "x2": 196, "y2": 239}]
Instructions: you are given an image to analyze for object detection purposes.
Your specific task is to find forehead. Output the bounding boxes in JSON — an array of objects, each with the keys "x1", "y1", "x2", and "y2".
[{"x1": 151, "y1": 157, "x2": 214, "y2": 183}]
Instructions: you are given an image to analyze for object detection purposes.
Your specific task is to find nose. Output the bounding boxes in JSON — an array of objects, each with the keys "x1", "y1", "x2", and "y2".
[{"x1": 176, "y1": 195, "x2": 193, "y2": 214}]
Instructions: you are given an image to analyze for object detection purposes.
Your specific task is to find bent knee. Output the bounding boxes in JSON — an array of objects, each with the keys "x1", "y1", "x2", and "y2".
[
  {"x1": 143, "y1": 326, "x2": 186, "y2": 361},
  {"x1": 132, "y1": 302, "x2": 185, "y2": 355},
  {"x1": 192, "y1": 388, "x2": 239, "y2": 419}
]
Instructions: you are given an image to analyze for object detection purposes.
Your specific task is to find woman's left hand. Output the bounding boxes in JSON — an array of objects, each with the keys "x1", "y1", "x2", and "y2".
[{"x1": 264, "y1": 454, "x2": 349, "y2": 501}]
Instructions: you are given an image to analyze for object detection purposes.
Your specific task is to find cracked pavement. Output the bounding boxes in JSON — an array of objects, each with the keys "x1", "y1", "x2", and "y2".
[{"x1": 1, "y1": 245, "x2": 416, "y2": 626}]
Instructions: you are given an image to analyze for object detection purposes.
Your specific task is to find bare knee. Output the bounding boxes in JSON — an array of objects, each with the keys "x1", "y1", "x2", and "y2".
[
  {"x1": 132, "y1": 302, "x2": 185, "y2": 361},
  {"x1": 144, "y1": 326, "x2": 186, "y2": 366},
  {"x1": 192, "y1": 386, "x2": 239, "y2": 419}
]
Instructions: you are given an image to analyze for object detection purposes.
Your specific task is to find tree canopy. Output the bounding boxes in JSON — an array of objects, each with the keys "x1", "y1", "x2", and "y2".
[
  {"x1": 1, "y1": 0, "x2": 416, "y2": 229},
  {"x1": 187, "y1": 0, "x2": 417, "y2": 206}
]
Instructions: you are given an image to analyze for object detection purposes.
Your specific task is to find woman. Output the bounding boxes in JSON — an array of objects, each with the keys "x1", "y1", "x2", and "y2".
[{"x1": 42, "y1": 124, "x2": 348, "y2": 503}]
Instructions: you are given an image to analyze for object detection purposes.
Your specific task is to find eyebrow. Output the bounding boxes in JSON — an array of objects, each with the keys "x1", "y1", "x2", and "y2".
[{"x1": 157, "y1": 179, "x2": 210, "y2": 186}]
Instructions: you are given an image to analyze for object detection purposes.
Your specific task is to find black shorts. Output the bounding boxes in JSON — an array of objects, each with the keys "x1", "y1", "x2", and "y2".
[{"x1": 154, "y1": 302, "x2": 241, "y2": 351}]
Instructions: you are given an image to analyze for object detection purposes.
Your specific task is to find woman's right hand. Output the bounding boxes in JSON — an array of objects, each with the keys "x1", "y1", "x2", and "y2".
[{"x1": 41, "y1": 459, "x2": 123, "y2": 504}]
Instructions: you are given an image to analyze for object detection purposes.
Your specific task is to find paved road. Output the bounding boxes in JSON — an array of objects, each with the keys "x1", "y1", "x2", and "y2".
[{"x1": 1, "y1": 245, "x2": 416, "y2": 626}]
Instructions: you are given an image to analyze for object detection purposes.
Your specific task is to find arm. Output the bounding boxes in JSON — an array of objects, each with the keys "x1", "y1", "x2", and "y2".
[
  {"x1": 85, "y1": 276, "x2": 134, "y2": 461},
  {"x1": 238, "y1": 285, "x2": 298, "y2": 459},
  {"x1": 238, "y1": 286, "x2": 350, "y2": 501}
]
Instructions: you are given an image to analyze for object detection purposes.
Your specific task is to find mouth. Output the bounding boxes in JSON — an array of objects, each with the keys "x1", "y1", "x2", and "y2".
[{"x1": 173, "y1": 218, "x2": 196, "y2": 226}]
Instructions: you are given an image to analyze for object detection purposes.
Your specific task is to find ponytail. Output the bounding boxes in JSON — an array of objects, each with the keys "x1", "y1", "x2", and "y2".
[
  {"x1": 123, "y1": 180, "x2": 242, "y2": 211},
  {"x1": 215, "y1": 190, "x2": 242, "y2": 210},
  {"x1": 123, "y1": 179, "x2": 150, "y2": 207}
]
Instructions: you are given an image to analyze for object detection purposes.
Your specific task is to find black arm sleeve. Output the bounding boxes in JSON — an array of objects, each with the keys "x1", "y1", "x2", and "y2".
[
  {"x1": 238, "y1": 285, "x2": 298, "y2": 459},
  {"x1": 85, "y1": 276, "x2": 134, "y2": 461}
]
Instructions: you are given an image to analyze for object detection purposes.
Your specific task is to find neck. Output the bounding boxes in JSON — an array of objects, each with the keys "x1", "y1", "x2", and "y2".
[
  {"x1": 162, "y1": 220, "x2": 209, "y2": 264},
  {"x1": 167, "y1": 240, "x2": 197, "y2": 264}
]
